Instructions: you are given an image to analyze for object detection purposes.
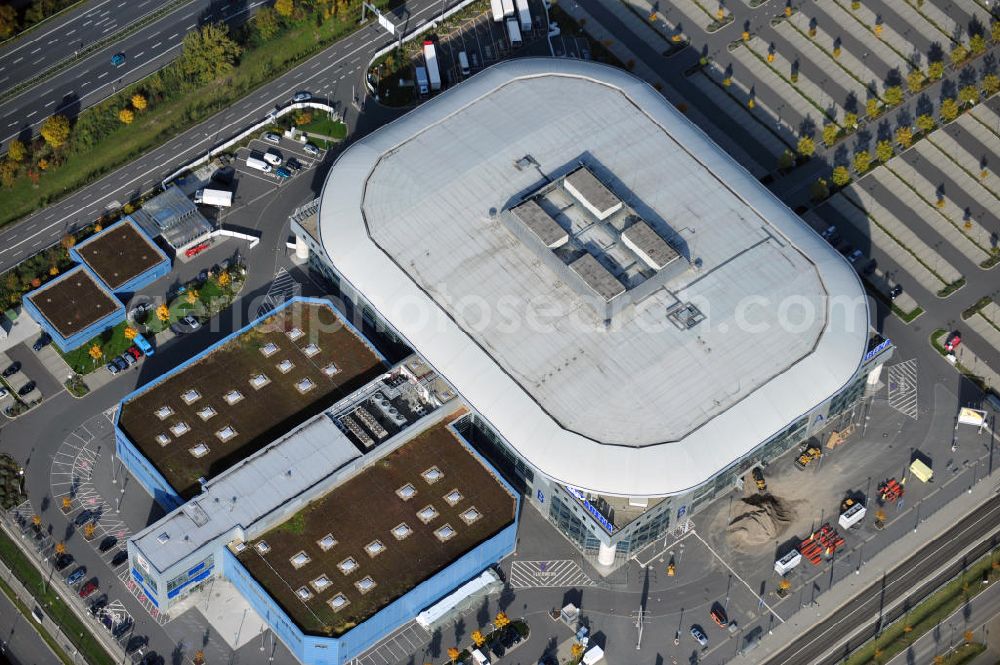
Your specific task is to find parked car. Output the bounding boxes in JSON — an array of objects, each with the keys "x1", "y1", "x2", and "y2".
[
  {"x1": 112, "y1": 357, "x2": 129, "y2": 371},
  {"x1": 292, "y1": 91, "x2": 312, "y2": 102},
  {"x1": 820, "y1": 225, "x2": 837, "y2": 240},
  {"x1": 263, "y1": 132, "x2": 281, "y2": 144},
  {"x1": 73, "y1": 509, "x2": 94, "y2": 526},
  {"x1": 690, "y1": 625, "x2": 708, "y2": 647},
  {"x1": 263, "y1": 150, "x2": 282, "y2": 166},
  {"x1": 110, "y1": 551, "x2": 129, "y2": 567},
  {"x1": 17, "y1": 381, "x2": 35, "y2": 396},
  {"x1": 847, "y1": 249, "x2": 864, "y2": 264},
  {"x1": 106, "y1": 362, "x2": 120, "y2": 376},
  {"x1": 126, "y1": 635, "x2": 147, "y2": 655},
  {"x1": 111, "y1": 52, "x2": 126, "y2": 67},
  {"x1": 54, "y1": 553, "x2": 73, "y2": 570},
  {"x1": 710, "y1": 606, "x2": 729, "y2": 628},
  {"x1": 889, "y1": 284, "x2": 903, "y2": 300},
  {"x1": 3, "y1": 361, "x2": 20, "y2": 377},
  {"x1": 120, "y1": 352, "x2": 136, "y2": 366},
  {"x1": 127, "y1": 346, "x2": 142, "y2": 360},
  {"x1": 111, "y1": 619, "x2": 132, "y2": 638},
  {"x1": 100, "y1": 614, "x2": 113, "y2": 630},
  {"x1": 98, "y1": 536, "x2": 117, "y2": 552},
  {"x1": 65, "y1": 566, "x2": 87, "y2": 585},
  {"x1": 78, "y1": 580, "x2": 98, "y2": 599},
  {"x1": 944, "y1": 331, "x2": 962, "y2": 352},
  {"x1": 181, "y1": 315, "x2": 201, "y2": 331},
  {"x1": 0, "y1": 388, "x2": 7, "y2": 399},
  {"x1": 89, "y1": 594, "x2": 108, "y2": 615},
  {"x1": 275, "y1": 167, "x2": 291, "y2": 179},
  {"x1": 32, "y1": 333, "x2": 51, "y2": 351},
  {"x1": 286, "y1": 157, "x2": 302, "y2": 171},
  {"x1": 303, "y1": 143, "x2": 320, "y2": 157}
]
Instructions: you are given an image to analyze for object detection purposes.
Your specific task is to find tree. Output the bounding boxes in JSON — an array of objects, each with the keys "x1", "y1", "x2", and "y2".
[
  {"x1": 186, "y1": 289, "x2": 199, "y2": 305},
  {"x1": 217, "y1": 271, "x2": 231, "y2": 287},
  {"x1": 883, "y1": 85, "x2": 903, "y2": 106},
  {"x1": 964, "y1": 629, "x2": 974, "y2": 643},
  {"x1": 0, "y1": 5, "x2": 17, "y2": 39},
  {"x1": 192, "y1": 651, "x2": 205, "y2": 665},
  {"x1": 39, "y1": 115, "x2": 70, "y2": 149},
  {"x1": 49, "y1": 265, "x2": 59, "y2": 276},
  {"x1": 124, "y1": 326, "x2": 138, "y2": 340},
  {"x1": 446, "y1": 647, "x2": 460, "y2": 663},
  {"x1": 570, "y1": 643, "x2": 585, "y2": 659},
  {"x1": 959, "y1": 84, "x2": 979, "y2": 106},
  {"x1": 950, "y1": 43, "x2": 969, "y2": 67},
  {"x1": 471, "y1": 630, "x2": 485, "y2": 647},
  {"x1": 7, "y1": 139, "x2": 25, "y2": 163},
  {"x1": 118, "y1": 108, "x2": 134, "y2": 124},
  {"x1": 810, "y1": 177, "x2": 829, "y2": 201},
  {"x1": 88, "y1": 344, "x2": 103, "y2": 361},
  {"x1": 832, "y1": 165, "x2": 851, "y2": 186},
  {"x1": 0, "y1": 160, "x2": 14, "y2": 188},
  {"x1": 895, "y1": 126, "x2": 913, "y2": 148},
  {"x1": 60, "y1": 233, "x2": 75, "y2": 249},
  {"x1": 843, "y1": 112, "x2": 858, "y2": 130},
  {"x1": 916, "y1": 113, "x2": 936, "y2": 133},
  {"x1": 984, "y1": 74, "x2": 1000, "y2": 97},
  {"x1": 131, "y1": 94, "x2": 148, "y2": 111},
  {"x1": 54, "y1": 541, "x2": 66, "y2": 555},
  {"x1": 906, "y1": 69, "x2": 926, "y2": 93},
  {"x1": 32, "y1": 514, "x2": 41, "y2": 528},
  {"x1": 853, "y1": 149, "x2": 872, "y2": 174},
  {"x1": 993, "y1": 20, "x2": 1000, "y2": 43},
  {"x1": 156, "y1": 304, "x2": 170, "y2": 322},
  {"x1": 875, "y1": 140, "x2": 893, "y2": 163},
  {"x1": 778, "y1": 578, "x2": 792, "y2": 592},
  {"x1": 83, "y1": 523, "x2": 95, "y2": 539},
  {"x1": 927, "y1": 60, "x2": 945, "y2": 80},
  {"x1": 865, "y1": 98, "x2": 881, "y2": 119},
  {"x1": 275, "y1": 0, "x2": 294, "y2": 17},
  {"x1": 940, "y1": 97, "x2": 959, "y2": 121},
  {"x1": 253, "y1": 7, "x2": 280, "y2": 41},
  {"x1": 822, "y1": 123, "x2": 839, "y2": 147},
  {"x1": 495, "y1": 611, "x2": 510, "y2": 631},
  {"x1": 970, "y1": 33, "x2": 986, "y2": 55},
  {"x1": 178, "y1": 23, "x2": 242, "y2": 85},
  {"x1": 796, "y1": 136, "x2": 815, "y2": 158}
]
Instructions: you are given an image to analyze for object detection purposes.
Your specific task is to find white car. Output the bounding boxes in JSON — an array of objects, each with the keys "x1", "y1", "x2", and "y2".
[
  {"x1": 303, "y1": 143, "x2": 320, "y2": 157},
  {"x1": 292, "y1": 91, "x2": 312, "y2": 103},
  {"x1": 263, "y1": 151, "x2": 283, "y2": 166},
  {"x1": 262, "y1": 132, "x2": 281, "y2": 144},
  {"x1": 181, "y1": 315, "x2": 202, "y2": 331},
  {"x1": 0, "y1": 388, "x2": 8, "y2": 399}
]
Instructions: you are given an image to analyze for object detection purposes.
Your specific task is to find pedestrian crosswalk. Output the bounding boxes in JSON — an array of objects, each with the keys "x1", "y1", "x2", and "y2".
[
  {"x1": 353, "y1": 622, "x2": 429, "y2": 665},
  {"x1": 256, "y1": 267, "x2": 299, "y2": 317},
  {"x1": 887, "y1": 359, "x2": 918, "y2": 420},
  {"x1": 508, "y1": 560, "x2": 595, "y2": 589}
]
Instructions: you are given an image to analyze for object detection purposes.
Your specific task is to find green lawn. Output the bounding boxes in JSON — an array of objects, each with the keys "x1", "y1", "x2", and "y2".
[
  {"x1": 0, "y1": 529, "x2": 114, "y2": 665},
  {"x1": 59, "y1": 321, "x2": 135, "y2": 374},
  {"x1": 298, "y1": 116, "x2": 347, "y2": 140}
]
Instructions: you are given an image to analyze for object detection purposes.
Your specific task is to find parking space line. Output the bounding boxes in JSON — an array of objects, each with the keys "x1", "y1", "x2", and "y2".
[{"x1": 691, "y1": 530, "x2": 784, "y2": 623}]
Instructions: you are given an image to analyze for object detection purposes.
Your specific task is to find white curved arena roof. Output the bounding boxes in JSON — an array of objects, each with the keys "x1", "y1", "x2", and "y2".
[{"x1": 318, "y1": 58, "x2": 869, "y2": 497}]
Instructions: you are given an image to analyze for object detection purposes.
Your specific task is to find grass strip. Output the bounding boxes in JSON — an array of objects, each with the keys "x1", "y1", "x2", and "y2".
[
  {"x1": 930, "y1": 329, "x2": 990, "y2": 391},
  {"x1": 0, "y1": 528, "x2": 115, "y2": 665},
  {"x1": 961, "y1": 296, "x2": 993, "y2": 320}
]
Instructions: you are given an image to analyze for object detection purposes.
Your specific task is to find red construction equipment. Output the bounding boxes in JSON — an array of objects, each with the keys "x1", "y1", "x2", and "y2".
[
  {"x1": 878, "y1": 478, "x2": 904, "y2": 503},
  {"x1": 798, "y1": 523, "x2": 846, "y2": 565}
]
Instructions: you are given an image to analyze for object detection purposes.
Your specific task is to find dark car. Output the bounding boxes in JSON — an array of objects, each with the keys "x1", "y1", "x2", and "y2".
[
  {"x1": 65, "y1": 566, "x2": 87, "y2": 585},
  {"x1": 110, "y1": 551, "x2": 129, "y2": 567},
  {"x1": 32, "y1": 333, "x2": 51, "y2": 351},
  {"x1": 710, "y1": 606, "x2": 729, "y2": 628},
  {"x1": 78, "y1": 580, "x2": 98, "y2": 599},
  {"x1": 141, "y1": 651, "x2": 162, "y2": 665},
  {"x1": 73, "y1": 509, "x2": 94, "y2": 526},
  {"x1": 89, "y1": 594, "x2": 108, "y2": 615},
  {"x1": 275, "y1": 166, "x2": 291, "y2": 179},
  {"x1": 286, "y1": 157, "x2": 302, "y2": 171},
  {"x1": 54, "y1": 553, "x2": 73, "y2": 570},
  {"x1": 111, "y1": 619, "x2": 132, "y2": 638},
  {"x1": 106, "y1": 362, "x2": 120, "y2": 375},
  {"x1": 100, "y1": 613, "x2": 113, "y2": 630},
  {"x1": 120, "y1": 352, "x2": 136, "y2": 367},
  {"x1": 17, "y1": 381, "x2": 36, "y2": 396},
  {"x1": 889, "y1": 284, "x2": 903, "y2": 300},
  {"x1": 98, "y1": 536, "x2": 117, "y2": 552},
  {"x1": 3, "y1": 361, "x2": 20, "y2": 377},
  {"x1": 112, "y1": 356, "x2": 129, "y2": 371},
  {"x1": 125, "y1": 635, "x2": 147, "y2": 655}
]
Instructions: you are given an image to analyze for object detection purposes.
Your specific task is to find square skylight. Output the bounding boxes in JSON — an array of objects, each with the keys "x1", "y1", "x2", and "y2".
[
  {"x1": 223, "y1": 390, "x2": 244, "y2": 405},
  {"x1": 421, "y1": 466, "x2": 443, "y2": 484},
  {"x1": 156, "y1": 532, "x2": 170, "y2": 544},
  {"x1": 337, "y1": 557, "x2": 358, "y2": 575},
  {"x1": 391, "y1": 523, "x2": 413, "y2": 540},
  {"x1": 189, "y1": 443, "x2": 210, "y2": 458},
  {"x1": 276, "y1": 359, "x2": 295, "y2": 374},
  {"x1": 444, "y1": 489, "x2": 463, "y2": 506},
  {"x1": 230, "y1": 541, "x2": 247, "y2": 553},
  {"x1": 155, "y1": 433, "x2": 170, "y2": 446},
  {"x1": 255, "y1": 541, "x2": 271, "y2": 554},
  {"x1": 310, "y1": 575, "x2": 332, "y2": 592},
  {"x1": 322, "y1": 363, "x2": 340, "y2": 377},
  {"x1": 250, "y1": 373, "x2": 270, "y2": 390},
  {"x1": 396, "y1": 483, "x2": 417, "y2": 501},
  {"x1": 317, "y1": 534, "x2": 337, "y2": 551},
  {"x1": 328, "y1": 593, "x2": 350, "y2": 612},
  {"x1": 260, "y1": 342, "x2": 279, "y2": 357},
  {"x1": 364, "y1": 540, "x2": 386, "y2": 558},
  {"x1": 216, "y1": 425, "x2": 237, "y2": 442},
  {"x1": 287, "y1": 327, "x2": 304, "y2": 341},
  {"x1": 170, "y1": 421, "x2": 190, "y2": 437},
  {"x1": 196, "y1": 406, "x2": 217, "y2": 421},
  {"x1": 302, "y1": 343, "x2": 320, "y2": 357},
  {"x1": 154, "y1": 406, "x2": 174, "y2": 420},
  {"x1": 181, "y1": 389, "x2": 201, "y2": 405},
  {"x1": 417, "y1": 505, "x2": 439, "y2": 524},
  {"x1": 461, "y1": 507, "x2": 482, "y2": 525},
  {"x1": 295, "y1": 378, "x2": 315, "y2": 394},
  {"x1": 434, "y1": 524, "x2": 457, "y2": 542},
  {"x1": 354, "y1": 576, "x2": 376, "y2": 594},
  {"x1": 290, "y1": 551, "x2": 311, "y2": 569},
  {"x1": 296, "y1": 586, "x2": 314, "y2": 601}
]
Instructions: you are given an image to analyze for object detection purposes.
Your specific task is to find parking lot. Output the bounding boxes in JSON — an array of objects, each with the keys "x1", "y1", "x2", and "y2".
[
  {"x1": 232, "y1": 133, "x2": 323, "y2": 190},
  {"x1": 0, "y1": 349, "x2": 43, "y2": 415}
]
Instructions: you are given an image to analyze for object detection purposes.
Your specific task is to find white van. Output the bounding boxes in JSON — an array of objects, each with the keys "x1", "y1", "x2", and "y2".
[
  {"x1": 246, "y1": 156, "x2": 272, "y2": 173},
  {"x1": 458, "y1": 51, "x2": 470, "y2": 76},
  {"x1": 263, "y1": 151, "x2": 283, "y2": 166},
  {"x1": 471, "y1": 649, "x2": 491, "y2": 665}
]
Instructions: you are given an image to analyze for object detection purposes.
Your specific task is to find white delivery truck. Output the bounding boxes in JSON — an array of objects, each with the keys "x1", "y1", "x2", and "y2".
[
  {"x1": 458, "y1": 51, "x2": 470, "y2": 76},
  {"x1": 506, "y1": 18, "x2": 522, "y2": 47},
  {"x1": 246, "y1": 156, "x2": 272, "y2": 173},
  {"x1": 500, "y1": 0, "x2": 514, "y2": 17},
  {"x1": 490, "y1": 0, "x2": 504, "y2": 21},
  {"x1": 422, "y1": 40, "x2": 441, "y2": 91},
  {"x1": 515, "y1": 0, "x2": 531, "y2": 31},
  {"x1": 194, "y1": 188, "x2": 233, "y2": 207},
  {"x1": 415, "y1": 66, "x2": 429, "y2": 95}
]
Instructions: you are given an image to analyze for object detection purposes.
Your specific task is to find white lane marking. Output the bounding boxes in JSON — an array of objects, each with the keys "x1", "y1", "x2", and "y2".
[
  {"x1": 186, "y1": 23, "x2": 196, "y2": 30},
  {"x1": 151, "y1": 42, "x2": 162, "y2": 49},
  {"x1": 30, "y1": 47, "x2": 42, "y2": 54},
  {"x1": 12, "y1": 57, "x2": 23, "y2": 64},
  {"x1": 25, "y1": 111, "x2": 36, "y2": 118},
  {"x1": 65, "y1": 29, "x2": 76, "y2": 36},
  {"x1": 135, "y1": 51, "x2": 145, "y2": 59},
  {"x1": 169, "y1": 33, "x2": 179, "y2": 39},
  {"x1": 45, "y1": 101, "x2": 55, "y2": 107},
  {"x1": 98, "y1": 72, "x2": 108, "y2": 79},
  {"x1": 82, "y1": 20, "x2": 92, "y2": 27}
]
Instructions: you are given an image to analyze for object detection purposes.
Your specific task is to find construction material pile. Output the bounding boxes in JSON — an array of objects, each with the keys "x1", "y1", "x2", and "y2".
[{"x1": 726, "y1": 494, "x2": 796, "y2": 550}]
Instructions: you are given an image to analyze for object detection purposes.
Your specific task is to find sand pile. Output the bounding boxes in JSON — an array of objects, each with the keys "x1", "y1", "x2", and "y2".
[{"x1": 726, "y1": 494, "x2": 796, "y2": 550}]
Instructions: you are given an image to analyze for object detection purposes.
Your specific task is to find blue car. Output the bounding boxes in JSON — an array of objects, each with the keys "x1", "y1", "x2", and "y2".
[
  {"x1": 66, "y1": 566, "x2": 86, "y2": 585},
  {"x1": 275, "y1": 167, "x2": 291, "y2": 179},
  {"x1": 111, "y1": 53, "x2": 126, "y2": 67}
]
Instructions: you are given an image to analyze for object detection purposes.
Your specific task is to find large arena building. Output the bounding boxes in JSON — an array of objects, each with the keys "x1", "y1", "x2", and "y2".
[{"x1": 292, "y1": 58, "x2": 892, "y2": 566}]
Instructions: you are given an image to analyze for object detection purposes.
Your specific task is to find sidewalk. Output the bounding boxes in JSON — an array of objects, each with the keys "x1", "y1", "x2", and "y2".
[{"x1": 0, "y1": 554, "x2": 81, "y2": 665}]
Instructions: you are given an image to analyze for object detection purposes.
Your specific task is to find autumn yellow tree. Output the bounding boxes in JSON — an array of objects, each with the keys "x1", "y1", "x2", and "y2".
[
  {"x1": 964, "y1": 629, "x2": 974, "y2": 643},
  {"x1": 822, "y1": 123, "x2": 839, "y2": 147},
  {"x1": 571, "y1": 643, "x2": 585, "y2": 660},
  {"x1": 124, "y1": 327, "x2": 138, "y2": 340},
  {"x1": 186, "y1": 289, "x2": 199, "y2": 305},
  {"x1": 927, "y1": 60, "x2": 945, "y2": 81},
  {"x1": 83, "y1": 523, "x2": 96, "y2": 540},
  {"x1": 61, "y1": 497, "x2": 71, "y2": 512},
  {"x1": 217, "y1": 271, "x2": 231, "y2": 287},
  {"x1": 193, "y1": 651, "x2": 205, "y2": 665},
  {"x1": 471, "y1": 630, "x2": 485, "y2": 647},
  {"x1": 32, "y1": 514, "x2": 42, "y2": 528},
  {"x1": 156, "y1": 304, "x2": 170, "y2": 322},
  {"x1": 797, "y1": 136, "x2": 816, "y2": 158},
  {"x1": 866, "y1": 98, "x2": 881, "y2": 119},
  {"x1": 118, "y1": 108, "x2": 134, "y2": 124},
  {"x1": 55, "y1": 541, "x2": 66, "y2": 555},
  {"x1": 7, "y1": 139, "x2": 25, "y2": 162},
  {"x1": 0, "y1": 5, "x2": 18, "y2": 39},
  {"x1": 916, "y1": 113, "x2": 935, "y2": 134},
  {"x1": 831, "y1": 165, "x2": 851, "y2": 187},
  {"x1": 495, "y1": 611, "x2": 510, "y2": 631},
  {"x1": 940, "y1": 98, "x2": 959, "y2": 122},
  {"x1": 131, "y1": 93, "x2": 148, "y2": 111},
  {"x1": 853, "y1": 150, "x2": 872, "y2": 174},
  {"x1": 875, "y1": 139, "x2": 894, "y2": 163},
  {"x1": 275, "y1": 0, "x2": 294, "y2": 17},
  {"x1": 88, "y1": 344, "x2": 103, "y2": 361},
  {"x1": 906, "y1": 69, "x2": 925, "y2": 92},
  {"x1": 895, "y1": 126, "x2": 913, "y2": 149},
  {"x1": 446, "y1": 647, "x2": 460, "y2": 663},
  {"x1": 40, "y1": 115, "x2": 71, "y2": 149}
]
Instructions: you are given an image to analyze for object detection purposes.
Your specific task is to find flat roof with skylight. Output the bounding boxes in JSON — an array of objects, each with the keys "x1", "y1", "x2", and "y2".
[
  {"x1": 118, "y1": 300, "x2": 384, "y2": 499},
  {"x1": 25, "y1": 265, "x2": 122, "y2": 338},
  {"x1": 318, "y1": 59, "x2": 869, "y2": 496}
]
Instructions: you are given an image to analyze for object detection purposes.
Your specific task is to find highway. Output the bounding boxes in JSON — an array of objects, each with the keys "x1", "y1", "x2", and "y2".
[
  {"x1": 762, "y1": 495, "x2": 1000, "y2": 665},
  {"x1": 0, "y1": 0, "x2": 268, "y2": 148}
]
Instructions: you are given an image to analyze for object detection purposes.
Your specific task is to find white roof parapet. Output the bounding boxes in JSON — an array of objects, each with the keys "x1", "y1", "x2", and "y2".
[{"x1": 317, "y1": 58, "x2": 869, "y2": 497}]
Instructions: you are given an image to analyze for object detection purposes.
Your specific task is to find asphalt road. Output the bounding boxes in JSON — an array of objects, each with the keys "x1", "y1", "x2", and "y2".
[
  {"x1": 762, "y1": 495, "x2": 1000, "y2": 665},
  {"x1": 0, "y1": 0, "x2": 269, "y2": 149},
  {"x1": 0, "y1": 576, "x2": 59, "y2": 665}
]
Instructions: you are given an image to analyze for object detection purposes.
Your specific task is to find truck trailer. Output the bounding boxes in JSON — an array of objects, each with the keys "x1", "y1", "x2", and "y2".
[
  {"x1": 490, "y1": 0, "x2": 504, "y2": 21},
  {"x1": 515, "y1": 0, "x2": 531, "y2": 31},
  {"x1": 506, "y1": 18, "x2": 522, "y2": 47},
  {"x1": 422, "y1": 40, "x2": 441, "y2": 91},
  {"x1": 415, "y1": 66, "x2": 429, "y2": 95},
  {"x1": 500, "y1": 0, "x2": 514, "y2": 17},
  {"x1": 194, "y1": 188, "x2": 233, "y2": 207}
]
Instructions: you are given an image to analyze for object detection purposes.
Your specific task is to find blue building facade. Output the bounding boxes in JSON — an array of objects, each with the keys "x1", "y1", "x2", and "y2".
[
  {"x1": 22, "y1": 265, "x2": 126, "y2": 353},
  {"x1": 70, "y1": 218, "x2": 171, "y2": 295}
]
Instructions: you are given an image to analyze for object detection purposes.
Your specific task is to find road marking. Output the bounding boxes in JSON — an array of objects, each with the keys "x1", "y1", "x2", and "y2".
[
  {"x1": 25, "y1": 111, "x2": 36, "y2": 117},
  {"x1": 45, "y1": 101, "x2": 55, "y2": 107},
  {"x1": 30, "y1": 47, "x2": 42, "y2": 54},
  {"x1": 32, "y1": 57, "x2": 44, "y2": 64},
  {"x1": 135, "y1": 51, "x2": 145, "y2": 59},
  {"x1": 152, "y1": 41, "x2": 162, "y2": 49},
  {"x1": 82, "y1": 20, "x2": 92, "y2": 27},
  {"x1": 186, "y1": 23, "x2": 196, "y2": 30},
  {"x1": 169, "y1": 33, "x2": 179, "y2": 39},
  {"x1": 509, "y1": 560, "x2": 595, "y2": 588},
  {"x1": 887, "y1": 359, "x2": 919, "y2": 420},
  {"x1": 12, "y1": 57, "x2": 22, "y2": 64},
  {"x1": 98, "y1": 72, "x2": 108, "y2": 79},
  {"x1": 65, "y1": 29, "x2": 76, "y2": 36}
]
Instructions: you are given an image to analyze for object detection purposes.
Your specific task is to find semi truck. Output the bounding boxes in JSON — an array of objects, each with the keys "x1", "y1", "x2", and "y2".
[
  {"x1": 422, "y1": 40, "x2": 441, "y2": 91},
  {"x1": 506, "y1": 18, "x2": 522, "y2": 47},
  {"x1": 415, "y1": 66, "x2": 429, "y2": 95},
  {"x1": 490, "y1": 0, "x2": 504, "y2": 21},
  {"x1": 515, "y1": 0, "x2": 531, "y2": 31},
  {"x1": 246, "y1": 156, "x2": 272, "y2": 173},
  {"x1": 193, "y1": 188, "x2": 233, "y2": 207},
  {"x1": 500, "y1": 0, "x2": 514, "y2": 17}
]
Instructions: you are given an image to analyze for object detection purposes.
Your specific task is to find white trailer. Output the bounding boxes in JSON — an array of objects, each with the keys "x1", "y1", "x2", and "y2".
[
  {"x1": 500, "y1": 0, "x2": 514, "y2": 17},
  {"x1": 194, "y1": 188, "x2": 232, "y2": 207},
  {"x1": 245, "y1": 156, "x2": 272, "y2": 173},
  {"x1": 422, "y1": 40, "x2": 441, "y2": 91},
  {"x1": 506, "y1": 18, "x2": 522, "y2": 47},
  {"x1": 515, "y1": 0, "x2": 531, "y2": 31},
  {"x1": 838, "y1": 502, "x2": 867, "y2": 529},
  {"x1": 490, "y1": 0, "x2": 504, "y2": 21},
  {"x1": 773, "y1": 549, "x2": 801, "y2": 575},
  {"x1": 415, "y1": 66, "x2": 429, "y2": 95}
]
